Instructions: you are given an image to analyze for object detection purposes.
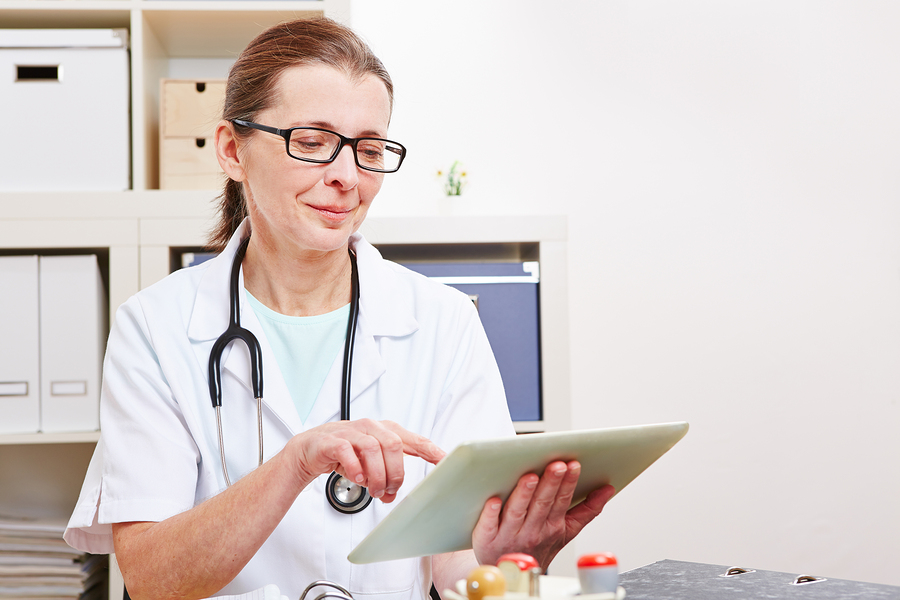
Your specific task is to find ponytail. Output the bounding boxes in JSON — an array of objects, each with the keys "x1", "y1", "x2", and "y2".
[{"x1": 208, "y1": 178, "x2": 248, "y2": 252}]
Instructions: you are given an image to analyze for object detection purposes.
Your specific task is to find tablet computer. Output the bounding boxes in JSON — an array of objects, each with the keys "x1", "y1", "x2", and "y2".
[{"x1": 347, "y1": 421, "x2": 689, "y2": 564}]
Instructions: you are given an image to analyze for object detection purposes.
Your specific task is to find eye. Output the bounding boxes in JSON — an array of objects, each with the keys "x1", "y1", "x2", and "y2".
[
  {"x1": 288, "y1": 130, "x2": 336, "y2": 156},
  {"x1": 357, "y1": 140, "x2": 386, "y2": 159}
]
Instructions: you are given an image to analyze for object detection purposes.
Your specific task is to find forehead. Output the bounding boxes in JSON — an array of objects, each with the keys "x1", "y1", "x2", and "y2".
[{"x1": 266, "y1": 64, "x2": 392, "y2": 134}]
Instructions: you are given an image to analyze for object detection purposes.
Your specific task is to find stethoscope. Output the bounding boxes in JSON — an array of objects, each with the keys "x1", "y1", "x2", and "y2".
[{"x1": 207, "y1": 236, "x2": 372, "y2": 514}]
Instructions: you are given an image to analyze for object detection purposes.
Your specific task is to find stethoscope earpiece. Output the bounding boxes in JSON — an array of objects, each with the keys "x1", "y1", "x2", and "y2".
[{"x1": 326, "y1": 471, "x2": 373, "y2": 514}]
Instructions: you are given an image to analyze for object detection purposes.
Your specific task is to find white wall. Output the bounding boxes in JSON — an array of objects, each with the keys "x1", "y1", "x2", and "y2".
[{"x1": 352, "y1": 0, "x2": 900, "y2": 587}]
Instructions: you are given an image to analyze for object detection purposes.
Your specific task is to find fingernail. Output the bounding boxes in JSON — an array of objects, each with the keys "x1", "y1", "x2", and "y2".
[
  {"x1": 356, "y1": 474, "x2": 365, "y2": 484},
  {"x1": 526, "y1": 479, "x2": 538, "y2": 489},
  {"x1": 372, "y1": 489, "x2": 384, "y2": 499},
  {"x1": 491, "y1": 501, "x2": 502, "y2": 511}
]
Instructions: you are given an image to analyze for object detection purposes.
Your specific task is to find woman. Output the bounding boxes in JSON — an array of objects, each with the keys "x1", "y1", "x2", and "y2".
[{"x1": 64, "y1": 18, "x2": 614, "y2": 600}]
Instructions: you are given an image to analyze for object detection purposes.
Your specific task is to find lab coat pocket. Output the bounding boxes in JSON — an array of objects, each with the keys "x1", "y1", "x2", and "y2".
[
  {"x1": 348, "y1": 557, "x2": 420, "y2": 597},
  {"x1": 347, "y1": 457, "x2": 426, "y2": 596}
]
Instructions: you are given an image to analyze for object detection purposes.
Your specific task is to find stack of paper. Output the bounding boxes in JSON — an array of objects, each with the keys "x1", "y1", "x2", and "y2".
[{"x1": 0, "y1": 516, "x2": 106, "y2": 600}]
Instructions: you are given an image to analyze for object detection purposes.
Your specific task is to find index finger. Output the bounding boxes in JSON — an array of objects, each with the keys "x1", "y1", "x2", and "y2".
[{"x1": 381, "y1": 420, "x2": 446, "y2": 464}]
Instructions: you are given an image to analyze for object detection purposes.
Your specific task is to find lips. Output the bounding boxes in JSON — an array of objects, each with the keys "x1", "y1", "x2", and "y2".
[{"x1": 309, "y1": 204, "x2": 353, "y2": 222}]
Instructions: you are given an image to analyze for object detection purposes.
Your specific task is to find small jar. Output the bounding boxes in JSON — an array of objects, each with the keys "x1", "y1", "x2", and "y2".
[{"x1": 577, "y1": 553, "x2": 618, "y2": 595}]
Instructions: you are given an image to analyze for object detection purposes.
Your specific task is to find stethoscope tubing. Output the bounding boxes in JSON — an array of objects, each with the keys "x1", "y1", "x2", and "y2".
[
  {"x1": 208, "y1": 236, "x2": 370, "y2": 513},
  {"x1": 340, "y1": 251, "x2": 360, "y2": 421},
  {"x1": 300, "y1": 581, "x2": 354, "y2": 600},
  {"x1": 209, "y1": 237, "x2": 264, "y2": 487}
]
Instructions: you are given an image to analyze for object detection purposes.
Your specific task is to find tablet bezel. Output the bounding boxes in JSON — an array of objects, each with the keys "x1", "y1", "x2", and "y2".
[{"x1": 347, "y1": 421, "x2": 689, "y2": 564}]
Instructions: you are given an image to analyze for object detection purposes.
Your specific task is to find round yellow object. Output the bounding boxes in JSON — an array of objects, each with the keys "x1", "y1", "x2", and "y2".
[{"x1": 466, "y1": 565, "x2": 507, "y2": 600}]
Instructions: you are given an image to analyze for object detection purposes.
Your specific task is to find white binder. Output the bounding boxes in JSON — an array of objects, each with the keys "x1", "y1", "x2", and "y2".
[
  {"x1": 39, "y1": 255, "x2": 107, "y2": 432},
  {"x1": 0, "y1": 256, "x2": 41, "y2": 434}
]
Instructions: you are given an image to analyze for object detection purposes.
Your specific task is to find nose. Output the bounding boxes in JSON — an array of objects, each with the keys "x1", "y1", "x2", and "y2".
[{"x1": 324, "y1": 144, "x2": 359, "y2": 191}]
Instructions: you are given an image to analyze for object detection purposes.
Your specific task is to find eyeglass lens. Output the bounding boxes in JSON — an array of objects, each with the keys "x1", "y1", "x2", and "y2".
[{"x1": 288, "y1": 129, "x2": 403, "y2": 172}]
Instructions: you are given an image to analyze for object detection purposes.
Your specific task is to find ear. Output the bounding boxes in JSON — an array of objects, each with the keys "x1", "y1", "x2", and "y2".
[{"x1": 215, "y1": 120, "x2": 247, "y2": 182}]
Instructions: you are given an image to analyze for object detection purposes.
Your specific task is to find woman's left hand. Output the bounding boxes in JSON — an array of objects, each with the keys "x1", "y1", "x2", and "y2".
[{"x1": 471, "y1": 461, "x2": 616, "y2": 570}]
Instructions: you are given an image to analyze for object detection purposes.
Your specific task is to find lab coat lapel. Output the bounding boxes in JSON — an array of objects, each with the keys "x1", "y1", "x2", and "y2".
[
  {"x1": 303, "y1": 318, "x2": 387, "y2": 428},
  {"x1": 228, "y1": 300, "x2": 304, "y2": 435},
  {"x1": 304, "y1": 234, "x2": 419, "y2": 427}
]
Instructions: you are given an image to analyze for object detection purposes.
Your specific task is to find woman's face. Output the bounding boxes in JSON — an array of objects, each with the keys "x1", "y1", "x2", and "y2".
[{"x1": 236, "y1": 64, "x2": 392, "y2": 257}]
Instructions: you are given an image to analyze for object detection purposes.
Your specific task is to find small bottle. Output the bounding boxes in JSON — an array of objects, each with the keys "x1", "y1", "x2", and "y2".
[
  {"x1": 577, "y1": 553, "x2": 618, "y2": 595},
  {"x1": 497, "y1": 553, "x2": 539, "y2": 593}
]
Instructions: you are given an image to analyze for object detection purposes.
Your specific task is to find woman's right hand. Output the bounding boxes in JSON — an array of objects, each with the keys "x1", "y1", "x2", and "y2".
[{"x1": 287, "y1": 419, "x2": 445, "y2": 503}]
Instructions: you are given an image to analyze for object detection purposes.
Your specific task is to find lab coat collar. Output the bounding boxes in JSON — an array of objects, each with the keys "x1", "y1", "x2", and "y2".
[
  {"x1": 187, "y1": 218, "x2": 251, "y2": 344},
  {"x1": 186, "y1": 221, "x2": 418, "y2": 341},
  {"x1": 186, "y1": 220, "x2": 419, "y2": 432},
  {"x1": 349, "y1": 231, "x2": 419, "y2": 339}
]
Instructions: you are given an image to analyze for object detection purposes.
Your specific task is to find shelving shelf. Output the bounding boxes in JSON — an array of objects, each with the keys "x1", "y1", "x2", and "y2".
[
  {"x1": 0, "y1": 193, "x2": 571, "y2": 434},
  {"x1": 0, "y1": 431, "x2": 101, "y2": 446}
]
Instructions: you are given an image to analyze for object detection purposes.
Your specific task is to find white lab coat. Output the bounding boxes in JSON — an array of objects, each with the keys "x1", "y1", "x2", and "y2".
[{"x1": 64, "y1": 220, "x2": 515, "y2": 600}]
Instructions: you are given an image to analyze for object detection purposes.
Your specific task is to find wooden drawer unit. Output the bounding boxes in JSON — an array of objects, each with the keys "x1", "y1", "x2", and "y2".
[{"x1": 160, "y1": 79, "x2": 226, "y2": 190}]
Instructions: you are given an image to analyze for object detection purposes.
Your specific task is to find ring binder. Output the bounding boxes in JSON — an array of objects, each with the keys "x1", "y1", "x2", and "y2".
[{"x1": 618, "y1": 560, "x2": 898, "y2": 599}]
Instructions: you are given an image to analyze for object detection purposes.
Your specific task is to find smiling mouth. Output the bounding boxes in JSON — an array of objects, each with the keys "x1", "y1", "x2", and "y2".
[{"x1": 311, "y1": 205, "x2": 353, "y2": 221}]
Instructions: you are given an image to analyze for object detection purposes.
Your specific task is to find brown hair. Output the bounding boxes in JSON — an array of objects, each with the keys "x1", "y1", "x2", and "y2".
[{"x1": 207, "y1": 17, "x2": 394, "y2": 251}]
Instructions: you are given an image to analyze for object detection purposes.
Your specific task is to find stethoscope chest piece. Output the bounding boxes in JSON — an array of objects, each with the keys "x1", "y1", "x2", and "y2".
[{"x1": 326, "y1": 471, "x2": 373, "y2": 514}]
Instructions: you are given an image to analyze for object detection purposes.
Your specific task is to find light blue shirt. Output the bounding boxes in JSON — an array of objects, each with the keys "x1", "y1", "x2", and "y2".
[{"x1": 245, "y1": 290, "x2": 350, "y2": 424}]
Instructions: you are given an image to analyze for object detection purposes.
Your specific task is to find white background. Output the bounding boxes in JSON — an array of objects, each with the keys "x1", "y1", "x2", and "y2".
[{"x1": 350, "y1": 0, "x2": 900, "y2": 587}]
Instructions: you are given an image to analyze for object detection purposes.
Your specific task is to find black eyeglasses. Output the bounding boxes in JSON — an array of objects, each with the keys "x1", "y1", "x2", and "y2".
[{"x1": 232, "y1": 119, "x2": 406, "y2": 173}]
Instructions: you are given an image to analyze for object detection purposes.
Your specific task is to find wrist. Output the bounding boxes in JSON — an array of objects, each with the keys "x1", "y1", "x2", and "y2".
[{"x1": 280, "y1": 435, "x2": 320, "y2": 491}]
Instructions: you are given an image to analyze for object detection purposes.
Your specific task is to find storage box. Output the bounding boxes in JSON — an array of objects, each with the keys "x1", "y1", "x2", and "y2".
[
  {"x1": 402, "y1": 261, "x2": 542, "y2": 422},
  {"x1": 0, "y1": 29, "x2": 130, "y2": 191},
  {"x1": 160, "y1": 79, "x2": 226, "y2": 189}
]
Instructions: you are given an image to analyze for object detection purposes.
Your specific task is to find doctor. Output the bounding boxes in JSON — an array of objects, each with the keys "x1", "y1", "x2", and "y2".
[{"x1": 64, "y1": 17, "x2": 615, "y2": 600}]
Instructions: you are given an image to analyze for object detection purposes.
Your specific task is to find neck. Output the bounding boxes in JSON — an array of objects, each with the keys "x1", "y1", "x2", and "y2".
[{"x1": 241, "y1": 237, "x2": 352, "y2": 317}]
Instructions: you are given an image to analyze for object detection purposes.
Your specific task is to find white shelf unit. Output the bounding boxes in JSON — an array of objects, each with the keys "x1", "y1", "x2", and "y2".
[
  {"x1": 0, "y1": 194, "x2": 571, "y2": 431},
  {"x1": 1, "y1": 3, "x2": 570, "y2": 596}
]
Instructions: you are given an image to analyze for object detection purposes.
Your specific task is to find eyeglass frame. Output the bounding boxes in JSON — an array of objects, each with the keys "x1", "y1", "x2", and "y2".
[{"x1": 231, "y1": 119, "x2": 407, "y2": 173}]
